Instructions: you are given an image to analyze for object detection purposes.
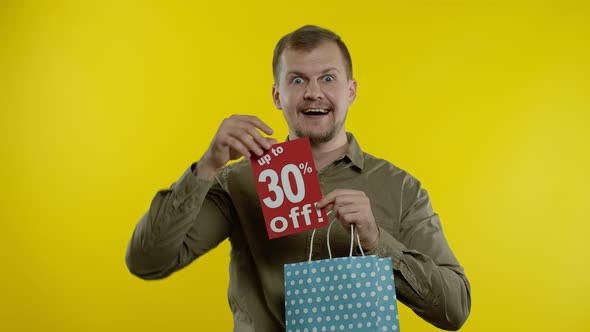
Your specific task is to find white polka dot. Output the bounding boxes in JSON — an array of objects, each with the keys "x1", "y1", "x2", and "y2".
[
  {"x1": 351, "y1": 293, "x2": 357, "y2": 299},
  {"x1": 386, "y1": 315, "x2": 391, "y2": 321},
  {"x1": 347, "y1": 303, "x2": 353, "y2": 309},
  {"x1": 291, "y1": 300, "x2": 295, "y2": 305},
  {"x1": 287, "y1": 271, "x2": 292, "y2": 277},
  {"x1": 312, "y1": 307, "x2": 317, "y2": 313},
  {"x1": 295, "y1": 309, "x2": 300, "y2": 314},
  {"x1": 346, "y1": 264, "x2": 352, "y2": 269},
  {"x1": 380, "y1": 306, "x2": 386, "y2": 312},
  {"x1": 333, "y1": 275, "x2": 339, "y2": 281},
  {"x1": 325, "y1": 296, "x2": 330, "y2": 301},
  {"x1": 356, "y1": 263, "x2": 362, "y2": 268},
  {"x1": 329, "y1": 285, "x2": 335, "y2": 291},
  {"x1": 342, "y1": 294, "x2": 348, "y2": 300},
  {"x1": 371, "y1": 272, "x2": 376, "y2": 277},
  {"x1": 366, "y1": 302, "x2": 372, "y2": 308},
  {"x1": 298, "y1": 299, "x2": 303, "y2": 304},
  {"x1": 351, "y1": 273, "x2": 357, "y2": 278},
  {"x1": 382, "y1": 326, "x2": 387, "y2": 331},
  {"x1": 357, "y1": 323, "x2": 363, "y2": 328},
  {"x1": 362, "y1": 312, "x2": 367, "y2": 318},
  {"x1": 302, "y1": 288, "x2": 307, "y2": 294},
  {"x1": 339, "y1": 325, "x2": 344, "y2": 330},
  {"x1": 356, "y1": 303, "x2": 362, "y2": 308},
  {"x1": 317, "y1": 317, "x2": 322, "y2": 323},
  {"x1": 329, "y1": 265, "x2": 334, "y2": 271},
  {"x1": 338, "y1": 284, "x2": 343, "y2": 290},
  {"x1": 365, "y1": 281, "x2": 371, "y2": 287},
  {"x1": 352, "y1": 313, "x2": 357, "y2": 319},
  {"x1": 337, "y1": 265, "x2": 342, "y2": 270},
  {"x1": 389, "y1": 304, "x2": 395, "y2": 310},
  {"x1": 303, "y1": 269, "x2": 308, "y2": 274},
  {"x1": 370, "y1": 291, "x2": 376, "y2": 297},
  {"x1": 334, "y1": 295, "x2": 339, "y2": 301},
  {"x1": 298, "y1": 279, "x2": 303, "y2": 285},
  {"x1": 342, "y1": 274, "x2": 347, "y2": 280},
  {"x1": 343, "y1": 314, "x2": 349, "y2": 320},
  {"x1": 366, "y1": 262, "x2": 371, "y2": 268},
  {"x1": 361, "y1": 272, "x2": 366, "y2": 278},
  {"x1": 312, "y1": 287, "x2": 317, "y2": 293},
  {"x1": 287, "y1": 290, "x2": 291, "y2": 296},
  {"x1": 387, "y1": 285, "x2": 393, "y2": 291},
  {"x1": 348, "y1": 323, "x2": 353, "y2": 329},
  {"x1": 308, "y1": 317, "x2": 313, "y2": 323},
  {"x1": 316, "y1": 277, "x2": 321, "y2": 283},
  {"x1": 316, "y1": 297, "x2": 321, "y2": 303},
  {"x1": 321, "y1": 306, "x2": 326, "y2": 312},
  {"x1": 321, "y1": 286, "x2": 326, "y2": 292},
  {"x1": 312, "y1": 268, "x2": 317, "y2": 273},
  {"x1": 290, "y1": 280, "x2": 295, "y2": 286},
  {"x1": 334, "y1": 315, "x2": 340, "y2": 321},
  {"x1": 325, "y1": 316, "x2": 331, "y2": 322},
  {"x1": 339, "y1": 304, "x2": 344, "y2": 310},
  {"x1": 312, "y1": 328, "x2": 317, "y2": 332},
  {"x1": 307, "y1": 298, "x2": 312, "y2": 303},
  {"x1": 307, "y1": 278, "x2": 312, "y2": 283},
  {"x1": 393, "y1": 325, "x2": 398, "y2": 330},
  {"x1": 371, "y1": 311, "x2": 376, "y2": 317},
  {"x1": 304, "y1": 308, "x2": 309, "y2": 314},
  {"x1": 366, "y1": 322, "x2": 372, "y2": 328}
]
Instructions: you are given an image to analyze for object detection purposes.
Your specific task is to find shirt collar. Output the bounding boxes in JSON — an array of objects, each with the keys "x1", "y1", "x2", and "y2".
[
  {"x1": 284, "y1": 132, "x2": 365, "y2": 170},
  {"x1": 344, "y1": 132, "x2": 365, "y2": 170}
]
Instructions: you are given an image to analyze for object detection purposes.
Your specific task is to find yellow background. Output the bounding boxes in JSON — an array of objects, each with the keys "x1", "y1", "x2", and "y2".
[{"x1": 1, "y1": 0, "x2": 589, "y2": 331}]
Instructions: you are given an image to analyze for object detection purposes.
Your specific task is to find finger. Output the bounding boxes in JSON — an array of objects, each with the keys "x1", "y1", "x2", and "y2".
[
  {"x1": 228, "y1": 127, "x2": 267, "y2": 156},
  {"x1": 331, "y1": 194, "x2": 369, "y2": 211},
  {"x1": 246, "y1": 126, "x2": 274, "y2": 151},
  {"x1": 237, "y1": 115, "x2": 274, "y2": 136},
  {"x1": 317, "y1": 189, "x2": 366, "y2": 207},
  {"x1": 221, "y1": 136, "x2": 252, "y2": 158},
  {"x1": 334, "y1": 204, "x2": 360, "y2": 216}
]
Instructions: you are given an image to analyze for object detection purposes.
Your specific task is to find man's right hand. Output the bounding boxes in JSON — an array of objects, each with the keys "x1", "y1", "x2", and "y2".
[{"x1": 195, "y1": 115, "x2": 277, "y2": 180}]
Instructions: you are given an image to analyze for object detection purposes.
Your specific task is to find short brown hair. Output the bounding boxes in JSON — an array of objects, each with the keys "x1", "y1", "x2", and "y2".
[{"x1": 272, "y1": 25, "x2": 353, "y2": 82}]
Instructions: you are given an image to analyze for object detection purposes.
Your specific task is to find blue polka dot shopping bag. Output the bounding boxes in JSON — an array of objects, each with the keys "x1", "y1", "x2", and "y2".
[{"x1": 284, "y1": 222, "x2": 400, "y2": 332}]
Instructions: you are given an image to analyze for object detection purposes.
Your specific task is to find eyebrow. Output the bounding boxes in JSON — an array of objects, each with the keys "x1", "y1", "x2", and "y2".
[{"x1": 286, "y1": 67, "x2": 341, "y2": 77}]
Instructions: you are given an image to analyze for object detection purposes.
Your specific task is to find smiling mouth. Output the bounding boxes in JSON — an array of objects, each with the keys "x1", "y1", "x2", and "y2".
[{"x1": 302, "y1": 108, "x2": 330, "y2": 115}]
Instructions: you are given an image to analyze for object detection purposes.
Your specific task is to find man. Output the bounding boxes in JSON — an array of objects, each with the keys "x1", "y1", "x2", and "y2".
[{"x1": 126, "y1": 25, "x2": 471, "y2": 331}]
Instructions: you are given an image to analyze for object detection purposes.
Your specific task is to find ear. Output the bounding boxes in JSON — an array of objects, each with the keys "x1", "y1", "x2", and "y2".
[
  {"x1": 348, "y1": 79, "x2": 358, "y2": 105},
  {"x1": 272, "y1": 83, "x2": 282, "y2": 110}
]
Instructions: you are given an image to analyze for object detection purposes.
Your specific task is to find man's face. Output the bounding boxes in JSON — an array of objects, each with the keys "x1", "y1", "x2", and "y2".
[{"x1": 272, "y1": 41, "x2": 357, "y2": 145}]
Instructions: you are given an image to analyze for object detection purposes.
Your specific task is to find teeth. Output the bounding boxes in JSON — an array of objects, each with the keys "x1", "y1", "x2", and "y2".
[{"x1": 303, "y1": 109, "x2": 329, "y2": 114}]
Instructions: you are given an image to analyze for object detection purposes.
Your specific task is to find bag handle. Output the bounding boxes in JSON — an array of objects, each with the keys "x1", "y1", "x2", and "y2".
[{"x1": 308, "y1": 210, "x2": 365, "y2": 262}]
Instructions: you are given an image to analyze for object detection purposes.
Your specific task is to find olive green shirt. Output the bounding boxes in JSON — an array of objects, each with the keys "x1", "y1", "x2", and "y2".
[{"x1": 126, "y1": 133, "x2": 471, "y2": 331}]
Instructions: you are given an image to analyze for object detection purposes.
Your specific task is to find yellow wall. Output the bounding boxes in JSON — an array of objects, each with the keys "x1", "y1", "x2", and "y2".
[{"x1": 1, "y1": 1, "x2": 589, "y2": 331}]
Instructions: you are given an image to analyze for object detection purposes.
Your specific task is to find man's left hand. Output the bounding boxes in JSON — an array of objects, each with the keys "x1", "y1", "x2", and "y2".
[{"x1": 316, "y1": 189, "x2": 379, "y2": 251}]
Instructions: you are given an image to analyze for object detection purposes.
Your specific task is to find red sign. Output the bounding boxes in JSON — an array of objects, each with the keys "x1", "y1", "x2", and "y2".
[{"x1": 250, "y1": 137, "x2": 329, "y2": 239}]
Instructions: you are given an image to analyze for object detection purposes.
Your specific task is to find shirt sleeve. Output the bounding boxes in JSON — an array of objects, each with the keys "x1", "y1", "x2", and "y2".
[
  {"x1": 363, "y1": 177, "x2": 471, "y2": 331},
  {"x1": 125, "y1": 163, "x2": 233, "y2": 280}
]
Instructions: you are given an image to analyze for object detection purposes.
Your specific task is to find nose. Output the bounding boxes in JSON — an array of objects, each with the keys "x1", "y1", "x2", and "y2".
[{"x1": 303, "y1": 80, "x2": 323, "y2": 100}]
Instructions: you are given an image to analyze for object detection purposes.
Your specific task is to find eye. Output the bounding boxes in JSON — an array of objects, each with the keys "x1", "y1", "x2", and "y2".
[
  {"x1": 322, "y1": 75, "x2": 334, "y2": 82},
  {"x1": 292, "y1": 77, "x2": 305, "y2": 84}
]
